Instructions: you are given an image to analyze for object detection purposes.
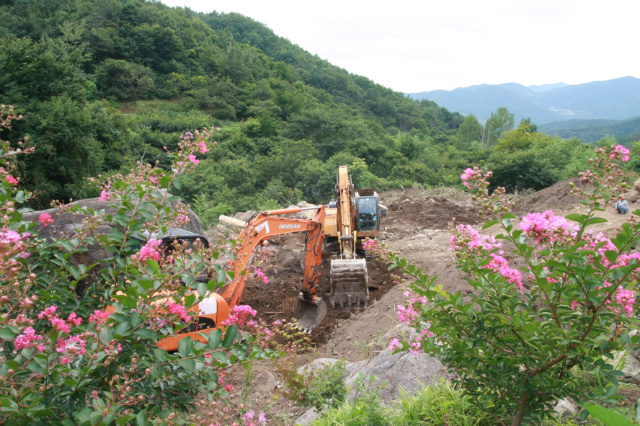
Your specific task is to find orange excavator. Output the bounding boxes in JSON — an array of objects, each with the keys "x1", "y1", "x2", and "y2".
[
  {"x1": 323, "y1": 166, "x2": 386, "y2": 309},
  {"x1": 157, "y1": 205, "x2": 327, "y2": 351}
]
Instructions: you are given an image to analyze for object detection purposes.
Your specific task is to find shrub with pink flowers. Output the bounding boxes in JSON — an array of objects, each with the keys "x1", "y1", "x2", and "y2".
[
  {"x1": 0, "y1": 106, "x2": 270, "y2": 425},
  {"x1": 389, "y1": 144, "x2": 639, "y2": 425}
]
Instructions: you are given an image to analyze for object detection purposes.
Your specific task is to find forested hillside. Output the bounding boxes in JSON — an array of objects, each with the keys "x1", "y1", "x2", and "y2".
[
  {"x1": 541, "y1": 117, "x2": 640, "y2": 145},
  {"x1": 0, "y1": 0, "x2": 631, "y2": 224}
]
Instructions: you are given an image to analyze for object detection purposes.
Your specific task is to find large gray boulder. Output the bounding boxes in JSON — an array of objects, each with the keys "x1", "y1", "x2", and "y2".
[
  {"x1": 22, "y1": 197, "x2": 204, "y2": 294},
  {"x1": 295, "y1": 325, "x2": 447, "y2": 425}
]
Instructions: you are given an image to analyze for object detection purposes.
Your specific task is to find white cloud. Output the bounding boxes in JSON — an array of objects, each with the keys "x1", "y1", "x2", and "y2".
[{"x1": 159, "y1": 0, "x2": 640, "y2": 92}]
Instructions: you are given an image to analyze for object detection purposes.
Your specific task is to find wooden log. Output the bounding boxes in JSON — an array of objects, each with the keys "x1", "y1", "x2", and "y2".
[{"x1": 218, "y1": 215, "x2": 248, "y2": 228}]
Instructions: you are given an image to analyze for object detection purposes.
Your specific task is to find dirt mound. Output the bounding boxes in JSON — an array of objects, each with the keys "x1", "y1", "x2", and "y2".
[{"x1": 514, "y1": 178, "x2": 581, "y2": 214}]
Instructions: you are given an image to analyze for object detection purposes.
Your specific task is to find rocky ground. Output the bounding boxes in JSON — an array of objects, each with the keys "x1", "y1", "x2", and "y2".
[{"x1": 207, "y1": 181, "x2": 640, "y2": 425}]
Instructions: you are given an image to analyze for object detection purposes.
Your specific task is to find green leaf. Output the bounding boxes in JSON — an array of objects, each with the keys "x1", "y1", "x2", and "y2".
[
  {"x1": 222, "y1": 325, "x2": 238, "y2": 348},
  {"x1": 147, "y1": 260, "x2": 160, "y2": 274},
  {"x1": 585, "y1": 403, "x2": 636, "y2": 426},
  {"x1": 586, "y1": 217, "x2": 609, "y2": 226},
  {"x1": 566, "y1": 213, "x2": 587, "y2": 223},
  {"x1": 173, "y1": 177, "x2": 183, "y2": 190},
  {"x1": 114, "y1": 322, "x2": 131, "y2": 338},
  {"x1": 178, "y1": 358, "x2": 196, "y2": 373},
  {"x1": 207, "y1": 329, "x2": 222, "y2": 350},
  {"x1": 178, "y1": 337, "x2": 194, "y2": 357},
  {"x1": 133, "y1": 329, "x2": 157, "y2": 341},
  {"x1": 113, "y1": 294, "x2": 138, "y2": 309},
  {"x1": 0, "y1": 396, "x2": 19, "y2": 412},
  {"x1": 482, "y1": 220, "x2": 499, "y2": 230},
  {"x1": 0, "y1": 326, "x2": 17, "y2": 339},
  {"x1": 136, "y1": 409, "x2": 148, "y2": 426}
]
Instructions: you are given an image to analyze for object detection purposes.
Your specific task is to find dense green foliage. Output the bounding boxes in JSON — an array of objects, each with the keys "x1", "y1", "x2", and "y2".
[
  {"x1": 0, "y1": 0, "x2": 622, "y2": 222},
  {"x1": 541, "y1": 117, "x2": 640, "y2": 145}
]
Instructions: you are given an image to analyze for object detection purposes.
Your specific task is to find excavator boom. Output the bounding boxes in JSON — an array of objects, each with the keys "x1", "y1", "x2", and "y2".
[{"x1": 158, "y1": 205, "x2": 327, "y2": 351}]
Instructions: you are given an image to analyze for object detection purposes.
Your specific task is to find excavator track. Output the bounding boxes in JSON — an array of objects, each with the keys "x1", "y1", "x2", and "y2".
[{"x1": 329, "y1": 258, "x2": 369, "y2": 309}]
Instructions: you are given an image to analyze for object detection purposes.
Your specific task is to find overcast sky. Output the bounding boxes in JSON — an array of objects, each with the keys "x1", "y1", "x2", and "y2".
[{"x1": 158, "y1": 0, "x2": 639, "y2": 93}]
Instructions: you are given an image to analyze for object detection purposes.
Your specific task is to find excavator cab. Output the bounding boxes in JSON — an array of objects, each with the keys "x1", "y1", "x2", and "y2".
[{"x1": 355, "y1": 193, "x2": 380, "y2": 232}]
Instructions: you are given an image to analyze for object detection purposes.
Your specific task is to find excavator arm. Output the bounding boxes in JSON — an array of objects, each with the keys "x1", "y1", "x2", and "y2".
[
  {"x1": 218, "y1": 206, "x2": 326, "y2": 312},
  {"x1": 158, "y1": 205, "x2": 327, "y2": 350}
]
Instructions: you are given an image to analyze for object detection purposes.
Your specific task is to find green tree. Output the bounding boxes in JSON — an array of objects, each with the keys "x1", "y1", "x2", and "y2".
[
  {"x1": 482, "y1": 107, "x2": 514, "y2": 148},
  {"x1": 19, "y1": 96, "x2": 104, "y2": 207},
  {"x1": 456, "y1": 114, "x2": 483, "y2": 148},
  {"x1": 94, "y1": 58, "x2": 155, "y2": 100}
]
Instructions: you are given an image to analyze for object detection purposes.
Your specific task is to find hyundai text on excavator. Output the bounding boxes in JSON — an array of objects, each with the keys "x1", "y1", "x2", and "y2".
[
  {"x1": 156, "y1": 205, "x2": 327, "y2": 351},
  {"x1": 323, "y1": 166, "x2": 386, "y2": 309}
]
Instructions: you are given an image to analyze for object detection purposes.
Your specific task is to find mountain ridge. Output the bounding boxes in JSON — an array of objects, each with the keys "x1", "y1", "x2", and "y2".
[{"x1": 407, "y1": 76, "x2": 640, "y2": 125}]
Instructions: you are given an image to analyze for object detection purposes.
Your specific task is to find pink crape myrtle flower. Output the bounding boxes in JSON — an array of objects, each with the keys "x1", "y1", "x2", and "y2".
[
  {"x1": 616, "y1": 287, "x2": 636, "y2": 317},
  {"x1": 519, "y1": 210, "x2": 579, "y2": 245},
  {"x1": 610, "y1": 144, "x2": 630, "y2": 162},
  {"x1": 484, "y1": 254, "x2": 524, "y2": 291},
  {"x1": 38, "y1": 212, "x2": 54, "y2": 227},
  {"x1": 1, "y1": 229, "x2": 22, "y2": 244},
  {"x1": 188, "y1": 154, "x2": 200, "y2": 165},
  {"x1": 221, "y1": 305, "x2": 257, "y2": 327},
  {"x1": 254, "y1": 268, "x2": 269, "y2": 284},
  {"x1": 56, "y1": 335, "x2": 87, "y2": 355},
  {"x1": 460, "y1": 167, "x2": 477, "y2": 186},
  {"x1": 167, "y1": 302, "x2": 191, "y2": 321},
  {"x1": 5, "y1": 175, "x2": 18, "y2": 186},
  {"x1": 198, "y1": 141, "x2": 208, "y2": 154},
  {"x1": 451, "y1": 224, "x2": 501, "y2": 253},
  {"x1": 14, "y1": 327, "x2": 44, "y2": 351},
  {"x1": 388, "y1": 338, "x2": 402, "y2": 351},
  {"x1": 134, "y1": 239, "x2": 162, "y2": 262},
  {"x1": 99, "y1": 190, "x2": 112, "y2": 201},
  {"x1": 89, "y1": 309, "x2": 110, "y2": 325}
]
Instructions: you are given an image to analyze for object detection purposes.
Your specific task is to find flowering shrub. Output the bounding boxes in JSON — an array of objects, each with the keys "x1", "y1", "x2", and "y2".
[
  {"x1": 389, "y1": 144, "x2": 638, "y2": 425},
  {"x1": 0, "y1": 106, "x2": 269, "y2": 425}
]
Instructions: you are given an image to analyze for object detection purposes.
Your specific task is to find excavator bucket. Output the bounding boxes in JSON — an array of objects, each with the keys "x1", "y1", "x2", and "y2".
[
  {"x1": 295, "y1": 298, "x2": 327, "y2": 332},
  {"x1": 329, "y1": 258, "x2": 369, "y2": 309}
]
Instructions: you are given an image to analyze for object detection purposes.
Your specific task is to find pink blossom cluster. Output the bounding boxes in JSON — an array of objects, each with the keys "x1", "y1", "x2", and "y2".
[
  {"x1": 38, "y1": 305, "x2": 82, "y2": 333},
  {"x1": 362, "y1": 239, "x2": 376, "y2": 250},
  {"x1": 38, "y1": 212, "x2": 54, "y2": 227},
  {"x1": 133, "y1": 239, "x2": 163, "y2": 262},
  {"x1": 484, "y1": 254, "x2": 524, "y2": 291},
  {"x1": 610, "y1": 144, "x2": 630, "y2": 162},
  {"x1": 460, "y1": 167, "x2": 479, "y2": 186},
  {"x1": 99, "y1": 189, "x2": 112, "y2": 201},
  {"x1": 56, "y1": 334, "x2": 87, "y2": 357},
  {"x1": 519, "y1": 210, "x2": 579, "y2": 245},
  {"x1": 89, "y1": 309, "x2": 110, "y2": 325},
  {"x1": 397, "y1": 295, "x2": 427, "y2": 326},
  {"x1": 388, "y1": 338, "x2": 402, "y2": 351},
  {"x1": 5, "y1": 174, "x2": 18, "y2": 186},
  {"x1": 14, "y1": 327, "x2": 44, "y2": 351},
  {"x1": 616, "y1": 287, "x2": 636, "y2": 317},
  {"x1": 253, "y1": 267, "x2": 269, "y2": 284},
  {"x1": 221, "y1": 305, "x2": 257, "y2": 328},
  {"x1": 167, "y1": 302, "x2": 191, "y2": 321},
  {"x1": 241, "y1": 409, "x2": 267, "y2": 425},
  {"x1": 148, "y1": 170, "x2": 164, "y2": 185},
  {"x1": 450, "y1": 224, "x2": 501, "y2": 253}
]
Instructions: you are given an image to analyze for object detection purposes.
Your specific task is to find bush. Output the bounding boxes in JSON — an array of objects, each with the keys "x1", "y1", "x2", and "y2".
[
  {"x1": 390, "y1": 145, "x2": 638, "y2": 425},
  {"x1": 0, "y1": 107, "x2": 266, "y2": 425}
]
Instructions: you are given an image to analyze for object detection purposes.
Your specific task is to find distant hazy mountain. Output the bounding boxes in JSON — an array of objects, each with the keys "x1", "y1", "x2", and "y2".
[{"x1": 407, "y1": 77, "x2": 640, "y2": 125}]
